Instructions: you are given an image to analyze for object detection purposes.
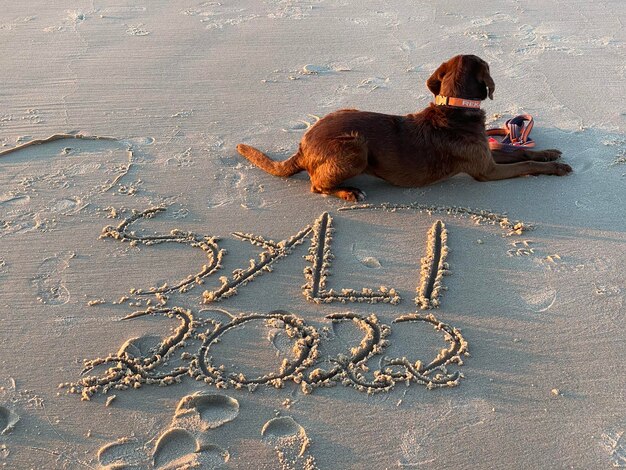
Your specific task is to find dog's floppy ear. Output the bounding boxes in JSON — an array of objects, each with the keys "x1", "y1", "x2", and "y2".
[
  {"x1": 426, "y1": 61, "x2": 449, "y2": 96},
  {"x1": 480, "y1": 64, "x2": 495, "y2": 100}
]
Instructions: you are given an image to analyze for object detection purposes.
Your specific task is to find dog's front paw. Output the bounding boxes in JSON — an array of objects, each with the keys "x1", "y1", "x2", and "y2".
[{"x1": 553, "y1": 162, "x2": 572, "y2": 176}]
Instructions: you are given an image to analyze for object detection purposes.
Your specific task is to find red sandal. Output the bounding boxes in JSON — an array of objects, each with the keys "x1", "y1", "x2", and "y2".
[{"x1": 487, "y1": 114, "x2": 536, "y2": 152}]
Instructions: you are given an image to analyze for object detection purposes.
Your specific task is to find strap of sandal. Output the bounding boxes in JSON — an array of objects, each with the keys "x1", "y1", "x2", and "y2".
[{"x1": 487, "y1": 114, "x2": 536, "y2": 151}]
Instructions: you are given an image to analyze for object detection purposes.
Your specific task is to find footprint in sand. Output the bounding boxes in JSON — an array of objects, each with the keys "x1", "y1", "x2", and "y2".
[
  {"x1": 301, "y1": 64, "x2": 332, "y2": 75},
  {"x1": 0, "y1": 405, "x2": 19, "y2": 435},
  {"x1": 165, "y1": 148, "x2": 194, "y2": 168},
  {"x1": 399, "y1": 399, "x2": 493, "y2": 467},
  {"x1": 520, "y1": 283, "x2": 557, "y2": 312},
  {"x1": 121, "y1": 136, "x2": 155, "y2": 147},
  {"x1": 514, "y1": 257, "x2": 558, "y2": 313},
  {"x1": 234, "y1": 173, "x2": 267, "y2": 210},
  {"x1": 505, "y1": 241, "x2": 558, "y2": 312},
  {"x1": 261, "y1": 416, "x2": 317, "y2": 470},
  {"x1": 281, "y1": 115, "x2": 320, "y2": 133},
  {"x1": 207, "y1": 170, "x2": 241, "y2": 209},
  {"x1": 351, "y1": 244, "x2": 382, "y2": 269},
  {"x1": 97, "y1": 437, "x2": 146, "y2": 469},
  {"x1": 152, "y1": 427, "x2": 229, "y2": 470},
  {"x1": 31, "y1": 251, "x2": 74, "y2": 305},
  {"x1": 156, "y1": 392, "x2": 236, "y2": 467},
  {"x1": 48, "y1": 196, "x2": 82, "y2": 215},
  {"x1": 152, "y1": 428, "x2": 202, "y2": 469},
  {"x1": 282, "y1": 121, "x2": 310, "y2": 133},
  {"x1": 0, "y1": 193, "x2": 36, "y2": 237},
  {"x1": 126, "y1": 24, "x2": 151, "y2": 36},
  {"x1": 239, "y1": 183, "x2": 266, "y2": 210},
  {"x1": 117, "y1": 335, "x2": 163, "y2": 359},
  {"x1": 98, "y1": 394, "x2": 235, "y2": 469},
  {"x1": 173, "y1": 392, "x2": 239, "y2": 432}
]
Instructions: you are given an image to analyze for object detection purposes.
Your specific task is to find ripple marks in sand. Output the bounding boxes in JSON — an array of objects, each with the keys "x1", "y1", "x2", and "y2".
[
  {"x1": 339, "y1": 202, "x2": 528, "y2": 235},
  {"x1": 262, "y1": 416, "x2": 317, "y2": 470},
  {"x1": 0, "y1": 405, "x2": 19, "y2": 435},
  {"x1": 31, "y1": 251, "x2": 74, "y2": 305},
  {"x1": 101, "y1": 207, "x2": 224, "y2": 296},
  {"x1": 415, "y1": 221, "x2": 450, "y2": 310},
  {"x1": 302, "y1": 212, "x2": 400, "y2": 304}
]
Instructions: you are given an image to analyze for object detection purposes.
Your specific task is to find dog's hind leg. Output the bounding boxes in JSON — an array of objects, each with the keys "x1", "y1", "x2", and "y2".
[
  {"x1": 308, "y1": 135, "x2": 369, "y2": 202},
  {"x1": 310, "y1": 182, "x2": 366, "y2": 202}
]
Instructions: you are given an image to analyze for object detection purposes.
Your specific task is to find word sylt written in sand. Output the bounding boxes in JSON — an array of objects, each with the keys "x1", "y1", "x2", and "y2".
[{"x1": 100, "y1": 208, "x2": 453, "y2": 306}]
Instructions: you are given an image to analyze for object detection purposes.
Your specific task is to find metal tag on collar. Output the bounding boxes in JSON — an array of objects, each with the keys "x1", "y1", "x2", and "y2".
[{"x1": 435, "y1": 95, "x2": 448, "y2": 106}]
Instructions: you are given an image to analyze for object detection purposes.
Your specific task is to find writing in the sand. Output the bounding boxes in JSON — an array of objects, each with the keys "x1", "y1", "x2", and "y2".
[{"x1": 63, "y1": 208, "x2": 468, "y2": 398}]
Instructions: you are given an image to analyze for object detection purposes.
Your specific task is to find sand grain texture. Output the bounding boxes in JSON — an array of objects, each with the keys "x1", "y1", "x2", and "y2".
[{"x1": 0, "y1": 0, "x2": 624, "y2": 468}]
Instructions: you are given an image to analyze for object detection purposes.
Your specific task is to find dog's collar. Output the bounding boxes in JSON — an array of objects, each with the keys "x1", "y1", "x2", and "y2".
[{"x1": 434, "y1": 95, "x2": 481, "y2": 109}]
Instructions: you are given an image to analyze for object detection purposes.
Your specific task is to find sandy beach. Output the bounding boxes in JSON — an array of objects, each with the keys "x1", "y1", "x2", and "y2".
[{"x1": 1, "y1": 1, "x2": 625, "y2": 468}]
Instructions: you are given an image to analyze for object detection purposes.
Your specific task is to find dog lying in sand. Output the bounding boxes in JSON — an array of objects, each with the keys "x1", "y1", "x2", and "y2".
[{"x1": 237, "y1": 54, "x2": 572, "y2": 201}]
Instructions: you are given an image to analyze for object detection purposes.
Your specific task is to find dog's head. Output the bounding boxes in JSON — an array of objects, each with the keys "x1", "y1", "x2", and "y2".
[{"x1": 426, "y1": 55, "x2": 495, "y2": 101}]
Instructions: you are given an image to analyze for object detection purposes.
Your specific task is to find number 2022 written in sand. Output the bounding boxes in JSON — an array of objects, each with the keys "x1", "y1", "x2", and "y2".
[{"x1": 63, "y1": 205, "x2": 526, "y2": 399}]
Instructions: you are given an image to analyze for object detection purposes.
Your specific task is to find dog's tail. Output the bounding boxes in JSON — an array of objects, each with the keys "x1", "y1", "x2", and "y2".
[{"x1": 236, "y1": 144, "x2": 303, "y2": 178}]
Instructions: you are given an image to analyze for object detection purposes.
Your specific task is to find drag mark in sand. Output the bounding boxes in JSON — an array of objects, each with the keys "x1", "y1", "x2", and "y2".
[
  {"x1": 0, "y1": 133, "x2": 118, "y2": 158},
  {"x1": 415, "y1": 221, "x2": 450, "y2": 310},
  {"x1": 339, "y1": 202, "x2": 529, "y2": 235},
  {"x1": 302, "y1": 212, "x2": 400, "y2": 304},
  {"x1": 101, "y1": 207, "x2": 224, "y2": 296},
  {"x1": 0, "y1": 405, "x2": 19, "y2": 435}
]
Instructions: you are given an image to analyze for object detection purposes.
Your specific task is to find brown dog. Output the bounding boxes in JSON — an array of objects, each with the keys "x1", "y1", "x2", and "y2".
[{"x1": 237, "y1": 54, "x2": 572, "y2": 201}]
